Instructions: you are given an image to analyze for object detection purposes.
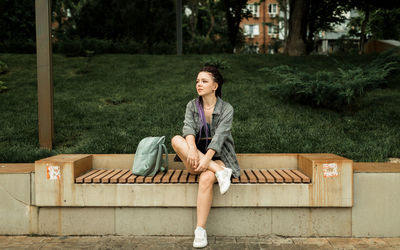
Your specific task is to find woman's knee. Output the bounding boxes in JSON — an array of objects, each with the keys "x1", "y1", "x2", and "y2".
[
  {"x1": 199, "y1": 171, "x2": 215, "y2": 189},
  {"x1": 171, "y1": 135, "x2": 184, "y2": 148}
]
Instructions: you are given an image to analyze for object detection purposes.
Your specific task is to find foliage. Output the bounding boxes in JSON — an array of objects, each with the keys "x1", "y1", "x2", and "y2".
[
  {"x1": 0, "y1": 0, "x2": 36, "y2": 43},
  {"x1": 368, "y1": 8, "x2": 400, "y2": 40},
  {"x1": 0, "y1": 81, "x2": 7, "y2": 93},
  {"x1": 200, "y1": 55, "x2": 231, "y2": 69},
  {"x1": 260, "y1": 48, "x2": 400, "y2": 110},
  {"x1": 0, "y1": 61, "x2": 8, "y2": 74}
]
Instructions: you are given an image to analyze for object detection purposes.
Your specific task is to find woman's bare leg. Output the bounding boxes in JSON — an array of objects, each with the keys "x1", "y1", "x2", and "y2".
[
  {"x1": 197, "y1": 159, "x2": 226, "y2": 228},
  {"x1": 171, "y1": 135, "x2": 227, "y2": 229},
  {"x1": 171, "y1": 135, "x2": 224, "y2": 174}
]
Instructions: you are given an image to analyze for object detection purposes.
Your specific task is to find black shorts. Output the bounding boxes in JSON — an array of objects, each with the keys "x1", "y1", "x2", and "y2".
[{"x1": 174, "y1": 138, "x2": 222, "y2": 162}]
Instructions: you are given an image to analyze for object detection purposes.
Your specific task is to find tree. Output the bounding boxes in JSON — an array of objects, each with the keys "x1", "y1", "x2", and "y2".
[
  {"x1": 0, "y1": 0, "x2": 36, "y2": 52},
  {"x1": 345, "y1": 0, "x2": 400, "y2": 54},
  {"x1": 284, "y1": 0, "x2": 352, "y2": 55},
  {"x1": 368, "y1": 9, "x2": 400, "y2": 41},
  {"x1": 218, "y1": 0, "x2": 251, "y2": 53},
  {"x1": 284, "y1": 0, "x2": 308, "y2": 55}
]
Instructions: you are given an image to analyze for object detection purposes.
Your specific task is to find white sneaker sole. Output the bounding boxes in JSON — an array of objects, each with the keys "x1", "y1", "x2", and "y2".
[{"x1": 193, "y1": 241, "x2": 208, "y2": 248}]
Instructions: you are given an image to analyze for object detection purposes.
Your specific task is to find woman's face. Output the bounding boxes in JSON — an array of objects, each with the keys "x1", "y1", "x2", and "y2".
[{"x1": 196, "y1": 71, "x2": 218, "y2": 97}]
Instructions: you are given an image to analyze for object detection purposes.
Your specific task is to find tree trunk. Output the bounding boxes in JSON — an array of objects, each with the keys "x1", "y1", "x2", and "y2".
[
  {"x1": 205, "y1": 0, "x2": 215, "y2": 39},
  {"x1": 359, "y1": 7, "x2": 370, "y2": 55},
  {"x1": 285, "y1": 0, "x2": 308, "y2": 56}
]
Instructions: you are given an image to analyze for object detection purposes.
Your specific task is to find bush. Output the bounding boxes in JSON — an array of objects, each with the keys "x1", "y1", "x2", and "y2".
[
  {"x1": 259, "y1": 48, "x2": 400, "y2": 110},
  {"x1": 151, "y1": 41, "x2": 175, "y2": 54},
  {"x1": 184, "y1": 35, "x2": 231, "y2": 54},
  {"x1": 81, "y1": 38, "x2": 114, "y2": 54},
  {"x1": 0, "y1": 39, "x2": 36, "y2": 53},
  {"x1": 55, "y1": 38, "x2": 149, "y2": 55},
  {"x1": 0, "y1": 81, "x2": 7, "y2": 93},
  {"x1": 200, "y1": 56, "x2": 231, "y2": 70},
  {"x1": 0, "y1": 61, "x2": 8, "y2": 74},
  {"x1": 56, "y1": 39, "x2": 85, "y2": 57}
]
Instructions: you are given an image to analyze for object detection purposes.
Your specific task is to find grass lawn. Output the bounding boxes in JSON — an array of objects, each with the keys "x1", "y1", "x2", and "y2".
[{"x1": 0, "y1": 53, "x2": 399, "y2": 163}]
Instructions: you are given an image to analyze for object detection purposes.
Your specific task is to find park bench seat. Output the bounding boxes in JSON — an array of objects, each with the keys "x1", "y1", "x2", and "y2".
[
  {"x1": 75, "y1": 168, "x2": 311, "y2": 184},
  {"x1": 35, "y1": 153, "x2": 352, "y2": 207}
]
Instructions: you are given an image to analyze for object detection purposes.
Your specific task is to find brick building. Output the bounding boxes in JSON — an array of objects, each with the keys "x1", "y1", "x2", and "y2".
[{"x1": 240, "y1": 0, "x2": 284, "y2": 54}]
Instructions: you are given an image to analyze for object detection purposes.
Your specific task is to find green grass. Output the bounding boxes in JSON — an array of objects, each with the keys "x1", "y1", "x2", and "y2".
[{"x1": 0, "y1": 53, "x2": 399, "y2": 163}]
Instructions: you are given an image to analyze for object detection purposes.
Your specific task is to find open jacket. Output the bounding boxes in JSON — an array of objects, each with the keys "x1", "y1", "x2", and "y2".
[{"x1": 182, "y1": 96, "x2": 241, "y2": 178}]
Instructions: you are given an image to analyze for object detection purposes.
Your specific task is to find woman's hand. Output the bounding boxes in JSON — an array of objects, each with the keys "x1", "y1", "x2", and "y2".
[
  {"x1": 187, "y1": 146, "x2": 199, "y2": 169},
  {"x1": 195, "y1": 156, "x2": 210, "y2": 172}
]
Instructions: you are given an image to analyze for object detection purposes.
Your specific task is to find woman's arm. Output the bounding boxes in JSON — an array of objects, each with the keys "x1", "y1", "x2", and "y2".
[{"x1": 182, "y1": 101, "x2": 199, "y2": 168}]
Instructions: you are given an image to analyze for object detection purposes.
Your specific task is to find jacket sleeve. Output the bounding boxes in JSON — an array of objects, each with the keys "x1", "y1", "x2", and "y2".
[
  {"x1": 206, "y1": 104, "x2": 234, "y2": 155},
  {"x1": 182, "y1": 101, "x2": 197, "y2": 138}
]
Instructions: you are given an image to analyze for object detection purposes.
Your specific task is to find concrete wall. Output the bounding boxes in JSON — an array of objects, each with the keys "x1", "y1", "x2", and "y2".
[
  {"x1": 0, "y1": 173, "x2": 38, "y2": 235},
  {"x1": 1, "y1": 172, "x2": 399, "y2": 237},
  {"x1": 35, "y1": 207, "x2": 352, "y2": 236},
  {"x1": 352, "y1": 173, "x2": 400, "y2": 237}
]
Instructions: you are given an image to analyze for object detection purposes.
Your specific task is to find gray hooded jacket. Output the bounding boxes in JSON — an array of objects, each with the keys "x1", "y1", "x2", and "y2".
[{"x1": 182, "y1": 96, "x2": 241, "y2": 178}]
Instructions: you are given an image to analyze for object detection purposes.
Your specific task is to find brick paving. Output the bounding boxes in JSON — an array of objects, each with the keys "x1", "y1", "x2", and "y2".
[{"x1": 0, "y1": 235, "x2": 399, "y2": 249}]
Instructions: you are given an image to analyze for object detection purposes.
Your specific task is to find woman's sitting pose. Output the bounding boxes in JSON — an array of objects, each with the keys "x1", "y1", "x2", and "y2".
[{"x1": 171, "y1": 65, "x2": 240, "y2": 248}]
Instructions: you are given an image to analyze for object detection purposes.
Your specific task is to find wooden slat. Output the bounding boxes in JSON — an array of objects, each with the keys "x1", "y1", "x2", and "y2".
[
  {"x1": 187, "y1": 173, "x2": 197, "y2": 183},
  {"x1": 144, "y1": 175, "x2": 154, "y2": 183},
  {"x1": 275, "y1": 169, "x2": 292, "y2": 183},
  {"x1": 120, "y1": 171, "x2": 133, "y2": 183},
  {"x1": 259, "y1": 169, "x2": 275, "y2": 183},
  {"x1": 179, "y1": 170, "x2": 189, "y2": 183},
  {"x1": 283, "y1": 169, "x2": 301, "y2": 183},
  {"x1": 232, "y1": 175, "x2": 240, "y2": 183},
  {"x1": 171, "y1": 169, "x2": 183, "y2": 183},
  {"x1": 161, "y1": 170, "x2": 174, "y2": 183},
  {"x1": 77, "y1": 168, "x2": 311, "y2": 184},
  {"x1": 135, "y1": 175, "x2": 145, "y2": 183},
  {"x1": 111, "y1": 169, "x2": 130, "y2": 183},
  {"x1": 102, "y1": 169, "x2": 122, "y2": 183},
  {"x1": 93, "y1": 169, "x2": 114, "y2": 183},
  {"x1": 84, "y1": 169, "x2": 107, "y2": 183},
  {"x1": 127, "y1": 174, "x2": 138, "y2": 183},
  {"x1": 244, "y1": 169, "x2": 257, "y2": 183},
  {"x1": 239, "y1": 169, "x2": 248, "y2": 183},
  {"x1": 76, "y1": 169, "x2": 98, "y2": 183},
  {"x1": 291, "y1": 169, "x2": 311, "y2": 183},
  {"x1": 153, "y1": 171, "x2": 166, "y2": 183},
  {"x1": 252, "y1": 169, "x2": 266, "y2": 183},
  {"x1": 268, "y1": 169, "x2": 283, "y2": 183}
]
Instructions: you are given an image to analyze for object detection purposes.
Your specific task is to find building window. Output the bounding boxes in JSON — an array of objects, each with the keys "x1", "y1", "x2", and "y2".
[
  {"x1": 268, "y1": 3, "x2": 277, "y2": 17},
  {"x1": 267, "y1": 24, "x2": 279, "y2": 37},
  {"x1": 244, "y1": 24, "x2": 260, "y2": 37},
  {"x1": 246, "y1": 4, "x2": 260, "y2": 18}
]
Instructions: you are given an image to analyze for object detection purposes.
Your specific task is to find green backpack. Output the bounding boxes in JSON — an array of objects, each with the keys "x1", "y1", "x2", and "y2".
[{"x1": 132, "y1": 136, "x2": 168, "y2": 176}]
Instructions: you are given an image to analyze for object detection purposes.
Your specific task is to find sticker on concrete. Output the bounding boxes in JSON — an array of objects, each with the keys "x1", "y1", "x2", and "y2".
[
  {"x1": 47, "y1": 165, "x2": 61, "y2": 180},
  {"x1": 322, "y1": 163, "x2": 338, "y2": 177}
]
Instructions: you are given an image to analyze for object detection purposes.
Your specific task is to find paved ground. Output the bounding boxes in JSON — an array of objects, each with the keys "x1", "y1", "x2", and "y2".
[{"x1": 1, "y1": 235, "x2": 400, "y2": 249}]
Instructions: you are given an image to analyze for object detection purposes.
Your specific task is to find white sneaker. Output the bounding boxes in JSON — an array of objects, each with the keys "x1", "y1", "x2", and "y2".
[
  {"x1": 215, "y1": 166, "x2": 232, "y2": 195},
  {"x1": 193, "y1": 226, "x2": 207, "y2": 248}
]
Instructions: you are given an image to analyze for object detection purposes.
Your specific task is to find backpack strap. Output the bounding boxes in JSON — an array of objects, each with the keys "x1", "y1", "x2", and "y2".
[{"x1": 160, "y1": 144, "x2": 168, "y2": 172}]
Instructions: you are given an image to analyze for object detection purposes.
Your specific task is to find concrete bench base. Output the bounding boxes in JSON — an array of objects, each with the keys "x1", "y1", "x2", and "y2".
[
  {"x1": 1, "y1": 159, "x2": 400, "y2": 237},
  {"x1": 34, "y1": 153, "x2": 353, "y2": 207},
  {"x1": 37, "y1": 207, "x2": 352, "y2": 237}
]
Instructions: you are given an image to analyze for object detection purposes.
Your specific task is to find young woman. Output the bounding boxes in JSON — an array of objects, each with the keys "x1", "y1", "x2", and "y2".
[{"x1": 171, "y1": 65, "x2": 240, "y2": 248}]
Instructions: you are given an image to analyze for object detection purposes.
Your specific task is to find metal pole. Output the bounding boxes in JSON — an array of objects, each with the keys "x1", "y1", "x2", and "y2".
[
  {"x1": 35, "y1": 0, "x2": 54, "y2": 149},
  {"x1": 176, "y1": 0, "x2": 182, "y2": 55}
]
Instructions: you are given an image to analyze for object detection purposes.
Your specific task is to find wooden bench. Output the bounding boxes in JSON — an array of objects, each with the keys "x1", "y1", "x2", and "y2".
[
  {"x1": 74, "y1": 168, "x2": 311, "y2": 184},
  {"x1": 34, "y1": 153, "x2": 352, "y2": 207}
]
